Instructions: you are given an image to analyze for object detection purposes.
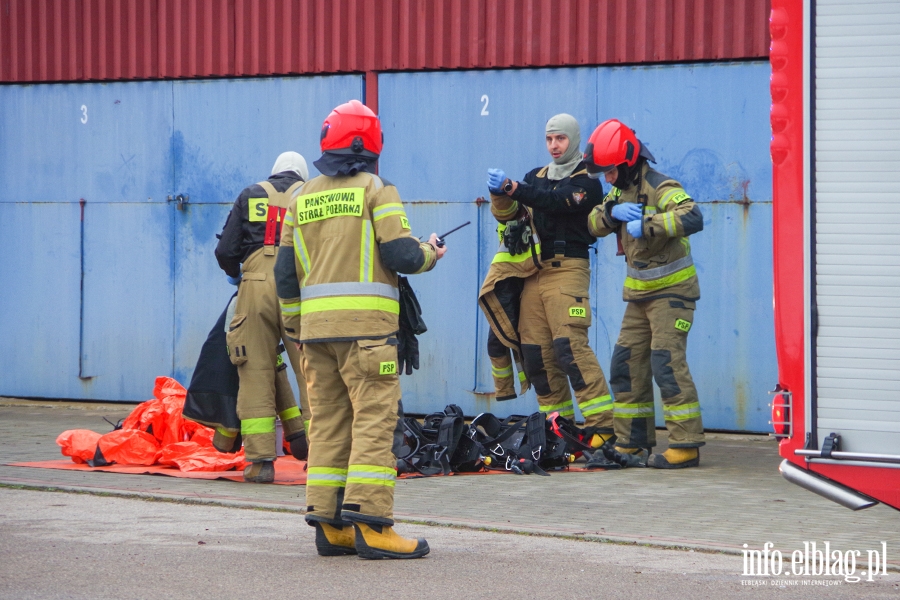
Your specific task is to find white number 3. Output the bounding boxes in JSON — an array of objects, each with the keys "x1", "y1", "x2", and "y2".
[
  {"x1": 480, "y1": 94, "x2": 489, "y2": 116},
  {"x1": 80, "y1": 105, "x2": 88, "y2": 124}
]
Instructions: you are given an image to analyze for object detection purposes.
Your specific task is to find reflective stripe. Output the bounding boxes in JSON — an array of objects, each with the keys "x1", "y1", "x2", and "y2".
[
  {"x1": 300, "y1": 296, "x2": 400, "y2": 315},
  {"x1": 664, "y1": 402, "x2": 702, "y2": 422},
  {"x1": 307, "y1": 466, "x2": 348, "y2": 488},
  {"x1": 663, "y1": 212, "x2": 677, "y2": 236},
  {"x1": 293, "y1": 226, "x2": 311, "y2": 275},
  {"x1": 624, "y1": 264, "x2": 697, "y2": 291},
  {"x1": 283, "y1": 211, "x2": 294, "y2": 227},
  {"x1": 241, "y1": 417, "x2": 276, "y2": 435},
  {"x1": 658, "y1": 188, "x2": 690, "y2": 210},
  {"x1": 491, "y1": 242, "x2": 541, "y2": 264},
  {"x1": 216, "y1": 427, "x2": 237, "y2": 438},
  {"x1": 491, "y1": 365, "x2": 513, "y2": 378},
  {"x1": 579, "y1": 395, "x2": 613, "y2": 416},
  {"x1": 300, "y1": 282, "x2": 399, "y2": 301},
  {"x1": 614, "y1": 402, "x2": 655, "y2": 418},
  {"x1": 358, "y1": 220, "x2": 374, "y2": 282},
  {"x1": 279, "y1": 406, "x2": 301, "y2": 421},
  {"x1": 518, "y1": 371, "x2": 526, "y2": 383},
  {"x1": 372, "y1": 202, "x2": 406, "y2": 222},
  {"x1": 540, "y1": 400, "x2": 575, "y2": 417},
  {"x1": 347, "y1": 465, "x2": 396, "y2": 487},
  {"x1": 626, "y1": 255, "x2": 694, "y2": 281},
  {"x1": 493, "y1": 201, "x2": 519, "y2": 219},
  {"x1": 280, "y1": 299, "x2": 302, "y2": 316}
]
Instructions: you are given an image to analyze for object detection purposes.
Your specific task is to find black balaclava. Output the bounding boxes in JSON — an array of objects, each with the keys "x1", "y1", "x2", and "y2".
[
  {"x1": 613, "y1": 139, "x2": 657, "y2": 190},
  {"x1": 313, "y1": 151, "x2": 378, "y2": 177}
]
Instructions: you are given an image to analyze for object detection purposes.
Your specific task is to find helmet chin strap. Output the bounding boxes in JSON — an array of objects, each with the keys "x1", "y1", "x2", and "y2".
[{"x1": 614, "y1": 158, "x2": 644, "y2": 190}]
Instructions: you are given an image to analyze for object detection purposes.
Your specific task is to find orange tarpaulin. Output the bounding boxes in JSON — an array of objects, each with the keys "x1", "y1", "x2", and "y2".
[{"x1": 56, "y1": 376, "x2": 248, "y2": 473}]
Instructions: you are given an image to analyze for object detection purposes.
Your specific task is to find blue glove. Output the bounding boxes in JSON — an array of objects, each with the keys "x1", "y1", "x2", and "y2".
[
  {"x1": 626, "y1": 219, "x2": 644, "y2": 239},
  {"x1": 487, "y1": 168, "x2": 507, "y2": 194},
  {"x1": 226, "y1": 274, "x2": 242, "y2": 286},
  {"x1": 611, "y1": 203, "x2": 643, "y2": 222}
]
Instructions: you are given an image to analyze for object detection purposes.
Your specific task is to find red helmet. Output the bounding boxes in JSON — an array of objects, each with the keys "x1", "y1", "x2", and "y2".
[
  {"x1": 584, "y1": 119, "x2": 639, "y2": 175},
  {"x1": 319, "y1": 99, "x2": 383, "y2": 157}
]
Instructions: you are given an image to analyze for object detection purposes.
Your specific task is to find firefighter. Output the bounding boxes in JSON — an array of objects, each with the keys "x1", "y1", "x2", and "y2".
[
  {"x1": 275, "y1": 100, "x2": 446, "y2": 559},
  {"x1": 486, "y1": 114, "x2": 618, "y2": 464},
  {"x1": 215, "y1": 151, "x2": 312, "y2": 483},
  {"x1": 584, "y1": 119, "x2": 705, "y2": 469}
]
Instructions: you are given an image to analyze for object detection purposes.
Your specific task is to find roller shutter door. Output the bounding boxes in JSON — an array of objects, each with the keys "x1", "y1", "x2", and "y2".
[{"x1": 814, "y1": 0, "x2": 900, "y2": 453}]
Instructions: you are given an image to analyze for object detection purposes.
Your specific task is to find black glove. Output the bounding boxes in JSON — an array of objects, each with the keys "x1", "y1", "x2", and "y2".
[
  {"x1": 285, "y1": 430, "x2": 308, "y2": 461},
  {"x1": 397, "y1": 326, "x2": 420, "y2": 375},
  {"x1": 502, "y1": 221, "x2": 532, "y2": 256}
]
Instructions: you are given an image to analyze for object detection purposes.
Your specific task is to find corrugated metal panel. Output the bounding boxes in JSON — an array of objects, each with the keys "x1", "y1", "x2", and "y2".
[{"x1": 1, "y1": 0, "x2": 770, "y2": 83}]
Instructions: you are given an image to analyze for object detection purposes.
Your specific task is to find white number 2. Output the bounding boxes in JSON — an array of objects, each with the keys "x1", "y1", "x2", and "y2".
[
  {"x1": 480, "y1": 94, "x2": 489, "y2": 116},
  {"x1": 80, "y1": 105, "x2": 88, "y2": 124}
]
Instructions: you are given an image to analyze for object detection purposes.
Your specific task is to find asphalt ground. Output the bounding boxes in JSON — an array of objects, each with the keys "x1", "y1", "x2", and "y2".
[{"x1": 1, "y1": 399, "x2": 899, "y2": 599}]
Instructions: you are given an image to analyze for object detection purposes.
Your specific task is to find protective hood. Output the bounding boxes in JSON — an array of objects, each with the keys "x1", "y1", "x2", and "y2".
[
  {"x1": 545, "y1": 113, "x2": 582, "y2": 181},
  {"x1": 271, "y1": 151, "x2": 309, "y2": 181},
  {"x1": 313, "y1": 151, "x2": 378, "y2": 177}
]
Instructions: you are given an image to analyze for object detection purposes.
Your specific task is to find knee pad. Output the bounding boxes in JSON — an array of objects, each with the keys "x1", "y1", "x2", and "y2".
[
  {"x1": 551, "y1": 337, "x2": 586, "y2": 391},
  {"x1": 521, "y1": 344, "x2": 551, "y2": 396},
  {"x1": 651, "y1": 349, "x2": 682, "y2": 399},
  {"x1": 610, "y1": 344, "x2": 632, "y2": 393}
]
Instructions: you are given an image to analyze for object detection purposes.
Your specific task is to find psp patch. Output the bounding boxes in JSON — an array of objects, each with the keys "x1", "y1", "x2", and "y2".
[
  {"x1": 674, "y1": 318, "x2": 692, "y2": 332},
  {"x1": 379, "y1": 361, "x2": 397, "y2": 375},
  {"x1": 569, "y1": 306, "x2": 587, "y2": 318}
]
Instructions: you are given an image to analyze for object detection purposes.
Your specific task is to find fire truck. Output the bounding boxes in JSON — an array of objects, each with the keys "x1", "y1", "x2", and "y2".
[{"x1": 771, "y1": 0, "x2": 900, "y2": 511}]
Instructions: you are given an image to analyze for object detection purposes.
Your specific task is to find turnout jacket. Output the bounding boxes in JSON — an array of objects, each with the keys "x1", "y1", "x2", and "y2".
[
  {"x1": 215, "y1": 172, "x2": 304, "y2": 277},
  {"x1": 274, "y1": 171, "x2": 437, "y2": 344},
  {"x1": 494, "y1": 161, "x2": 603, "y2": 260},
  {"x1": 587, "y1": 162, "x2": 703, "y2": 302}
]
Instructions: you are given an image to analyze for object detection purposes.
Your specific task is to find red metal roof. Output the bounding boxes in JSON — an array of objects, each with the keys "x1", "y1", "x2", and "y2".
[{"x1": 1, "y1": 0, "x2": 770, "y2": 83}]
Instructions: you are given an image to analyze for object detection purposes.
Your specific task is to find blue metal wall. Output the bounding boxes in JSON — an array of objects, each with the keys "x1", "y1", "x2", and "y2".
[
  {"x1": 1, "y1": 62, "x2": 775, "y2": 431},
  {"x1": 380, "y1": 62, "x2": 775, "y2": 431},
  {"x1": 0, "y1": 75, "x2": 363, "y2": 401}
]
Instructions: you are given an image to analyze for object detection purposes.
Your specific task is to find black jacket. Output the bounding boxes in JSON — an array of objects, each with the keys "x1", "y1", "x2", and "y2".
[
  {"x1": 215, "y1": 172, "x2": 303, "y2": 277},
  {"x1": 510, "y1": 161, "x2": 604, "y2": 260}
]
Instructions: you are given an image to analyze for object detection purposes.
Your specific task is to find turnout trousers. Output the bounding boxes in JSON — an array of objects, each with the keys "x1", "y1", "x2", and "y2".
[
  {"x1": 518, "y1": 257, "x2": 613, "y2": 431},
  {"x1": 225, "y1": 249, "x2": 310, "y2": 461},
  {"x1": 303, "y1": 338, "x2": 403, "y2": 527},
  {"x1": 609, "y1": 298, "x2": 705, "y2": 449}
]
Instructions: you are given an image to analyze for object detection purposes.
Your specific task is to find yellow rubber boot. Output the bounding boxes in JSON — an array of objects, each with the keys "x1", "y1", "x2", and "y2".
[
  {"x1": 313, "y1": 522, "x2": 357, "y2": 556},
  {"x1": 589, "y1": 433, "x2": 613, "y2": 448},
  {"x1": 243, "y1": 460, "x2": 275, "y2": 483},
  {"x1": 647, "y1": 447, "x2": 700, "y2": 469},
  {"x1": 353, "y1": 523, "x2": 430, "y2": 560}
]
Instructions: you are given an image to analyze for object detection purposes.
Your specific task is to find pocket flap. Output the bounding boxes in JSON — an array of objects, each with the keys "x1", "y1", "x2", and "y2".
[
  {"x1": 242, "y1": 272, "x2": 267, "y2": 281},
  {"x1": 559, "y1": 288, "x2": 589, "y2": 301},
  {"x1": 228, "y1": 313, "x2": 247, "y2": 332},
  {"x1": 357, "y1": 337, "x2": 396, "y2": 348}
]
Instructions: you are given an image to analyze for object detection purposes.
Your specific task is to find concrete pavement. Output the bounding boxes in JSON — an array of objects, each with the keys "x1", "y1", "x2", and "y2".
[{"x1": 1, "y1": 399, "x2": 899, "y2": 598}]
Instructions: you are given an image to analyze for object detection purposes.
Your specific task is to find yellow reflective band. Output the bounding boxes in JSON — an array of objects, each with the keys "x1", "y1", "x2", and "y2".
[
  {"x1": 304, "y1": 419, "x2": 310, "y2": 435},
  {"x1": 284, "y1": 211, "x2": 294, "y2": 227},
  {"x1": 589, "y1": 210, "x2": 601, "y2": 231},
  {"x1": 569, "y1": 306, "x2": 587, "y2": 318},
  {"x1": 295, "y1": 187, "x2": 364, "y2": 224},
  {"x1": 300, "y1": 296, "x2": 400, "y2": 315},
  {"x1": 249, "y1": 197, "x2": 269, "y2": 222},
  {"x1": 379, "y1": 361, "x2": 397, "y2": 375},
  {"x1": 279, "y1": 406, "x2": 301, "y2": 421},
  {"x1": 493, "y1": 201, "x2": 519, "y2": 219},
  {"x1": 614, "y1": 402, "x2": 655, "y2": 418},
  {"x1": 307, "y1": 466, "x2": 348, "y2": 487},
  {"x1": 644, "y1": 206, "x2": 658, "y2": 215},
  {"x1": 372, "y1": 203, "x2": 407, "y2": 222},
  {"x1": 347, "y1": 465, "x2": 396, "y2": 487},
  {"x1": 293, "y1": 226, "x2": 311, "y2": 275},
  {"x1": 680, "y1": 238, "x2": 691, "y2": 254},
  {"x1": 496, "y1": 223, "x2": 507, "y2": 242},
  {"x1": 579, "y1": 395, "x2": 613, "y2": 416},
  {"x1": 659, "y1": 188, "x2": 690, "y2": 210},
  {"x1": 518, "y1": 371, "x2": 526, "y2": 383},
  {"x1": 674, "y1": 318, "x2": 692, "y2": 332},
  {"x1": 359, "y1": 220, "x2": 374, "y2": 282},
  {"x1": 280, "y1": 300, "x2": 302, "y2": 316},
  {"x1": 540, "y1": 400, "x2": 575, "y2": 417},
  {"x1": 216, "y1": 427, "x2": 237, "y2": 438},
  {"x1": 241, "y1": 417, "x2": 276, "y2": 435},
  {"x1": 492, "y1": 365, "x2": 513, "y2": 378},
  {"x1": 663, "y1": 212, "x2": 676, "y2": 236},
  {"x1": 491, "y1": 243, "x2": 541, "y2": 264},
  {"x1": 624, "y1": 265, "x2": 696, "y2": 291},
  {"x1": 664, "y1": 402, "x2": 702, "y2": 421}
]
